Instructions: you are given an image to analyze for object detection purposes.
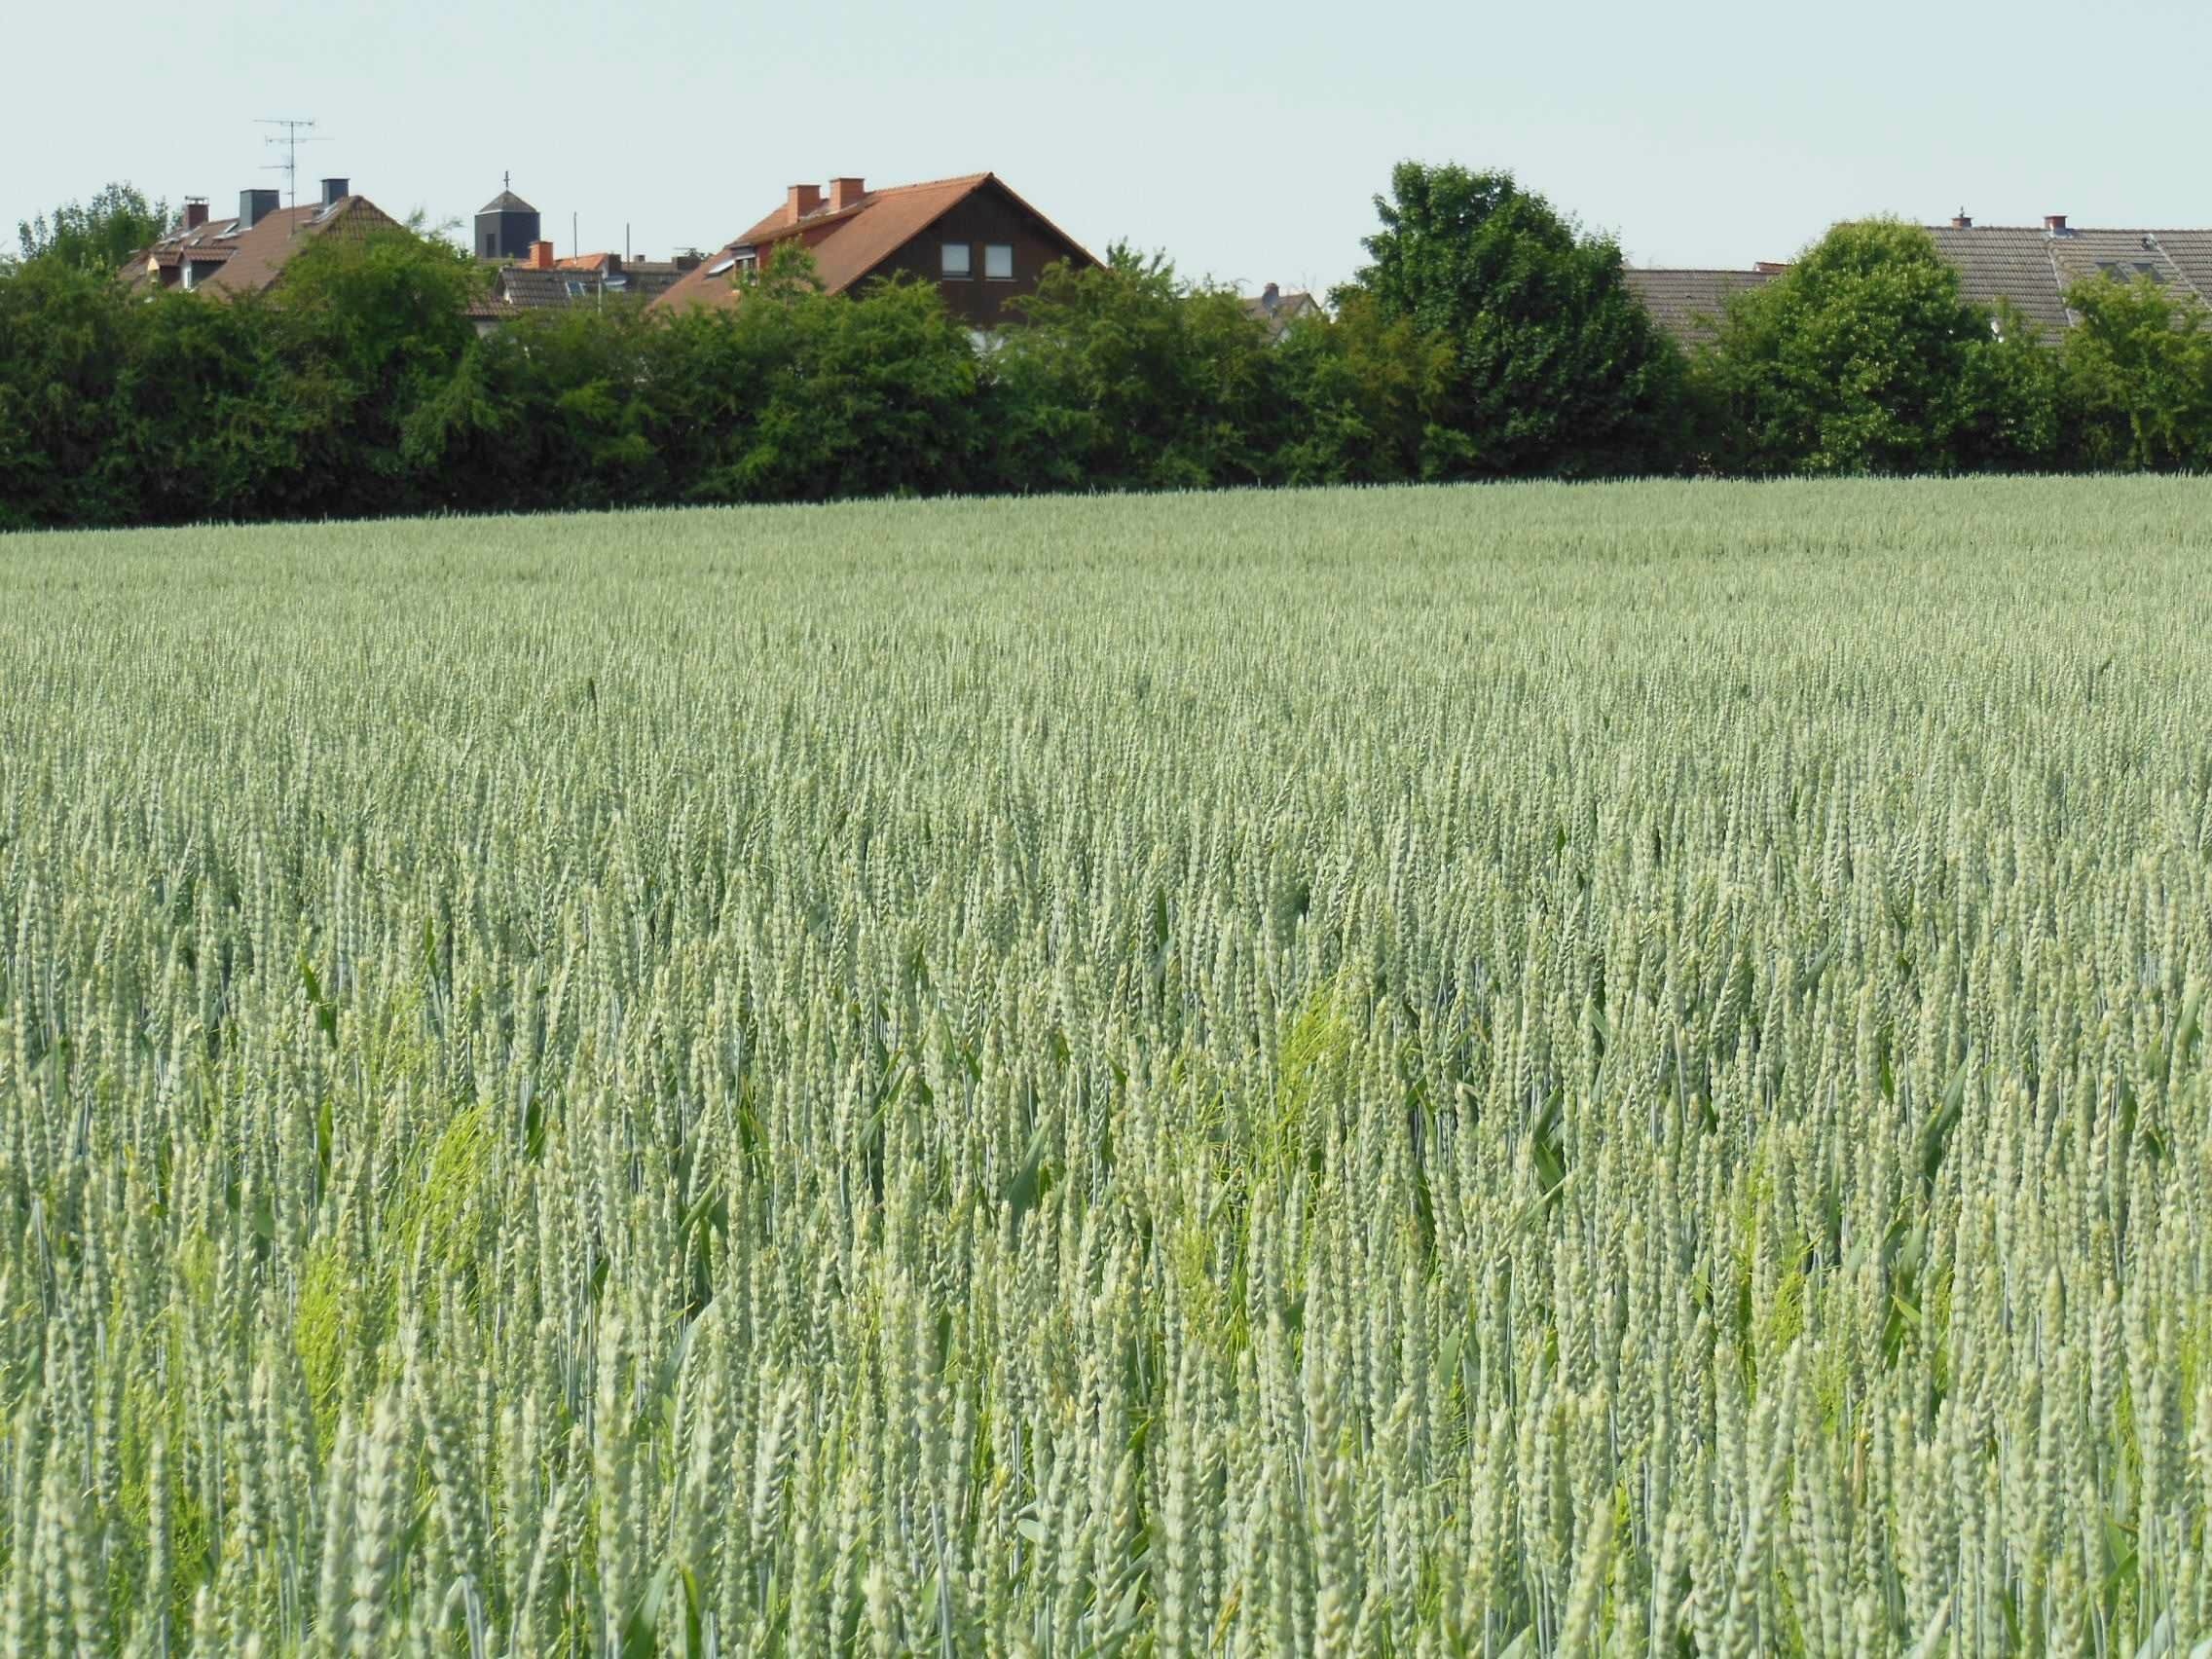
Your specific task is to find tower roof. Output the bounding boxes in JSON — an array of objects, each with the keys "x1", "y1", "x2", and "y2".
[{"x1": 479, "y1": 190, "x2": 536, "y2": 215}]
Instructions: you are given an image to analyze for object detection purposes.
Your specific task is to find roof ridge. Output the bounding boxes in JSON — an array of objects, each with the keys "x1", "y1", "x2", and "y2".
[
  {"x1": 1931, "y1": 222, "x2": 2212, "y2": 235},
  {"x1": 862, "y1": 171, "x2": 992, "y2": 196}
]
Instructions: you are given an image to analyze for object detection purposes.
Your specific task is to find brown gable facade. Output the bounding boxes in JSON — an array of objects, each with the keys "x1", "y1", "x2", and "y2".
[{"x1": 653, "y1": 172, "x2": 1096, "y2": 323}]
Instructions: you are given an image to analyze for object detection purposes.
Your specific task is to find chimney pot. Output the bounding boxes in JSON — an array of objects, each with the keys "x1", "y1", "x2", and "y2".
[
  {"x1": 2045, "y1": 213, "x2": 2070, "y2": 235},
  {"x1": 183, "y1": 199, "x2": 209, "y2": 231},
  {"x1": 320, "y1": 177, "x2": 350, "y2": 209},
  {"x1": 786, "y1": 183, "x2": 825, "y2": 226},
  {"x1": 830, "y1": 176, "x2": 866, "y2": 212}
]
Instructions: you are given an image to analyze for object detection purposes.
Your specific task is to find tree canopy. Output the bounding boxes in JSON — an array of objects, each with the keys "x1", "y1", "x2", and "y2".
[
  {"x1": 1337, "y1": 163, "x2": 1688, "y2": 478},
  {"x1": 16, "y1": 182, "x2": 171, "y2": 276}
]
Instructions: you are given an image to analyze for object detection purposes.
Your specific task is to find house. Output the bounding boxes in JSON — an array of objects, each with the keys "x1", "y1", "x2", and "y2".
[
  {"x1": 123, "y1": 178, "x2": 401, "y2": 297},
  {"x1": 1244, "y1": 282, "x2": 1323, "y2": 341},
  {"x1": 652, "y1": 172, "x2": 1095, "y2": 322},
  {"x1": 1621, "y1": 265, "x2": 1786, "y2": 349},
  {"x1": 1928, "y1": 213, "x2": 2212, "y2": 336},
  {"x1": 466, "y1": 240, "x2": 698, "y2": 333},
  {"x1": 1630, "y1": 213, "x2": 2212, "y2": 349}
]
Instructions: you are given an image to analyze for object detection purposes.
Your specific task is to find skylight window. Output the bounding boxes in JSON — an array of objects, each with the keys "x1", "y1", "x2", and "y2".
[{"x1": 705, "y1": 254, "x2": 737, "y2": 276}]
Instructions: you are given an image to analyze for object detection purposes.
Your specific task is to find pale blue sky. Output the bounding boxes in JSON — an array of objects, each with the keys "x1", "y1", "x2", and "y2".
[{"x1": 7, "y1": 0, "x2": 2208, "y2": 292}]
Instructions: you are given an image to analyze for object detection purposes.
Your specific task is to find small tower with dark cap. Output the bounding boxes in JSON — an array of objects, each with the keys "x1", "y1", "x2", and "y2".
[{"x1": 475, "y1": 174, "x2": 541, "y2": 260}]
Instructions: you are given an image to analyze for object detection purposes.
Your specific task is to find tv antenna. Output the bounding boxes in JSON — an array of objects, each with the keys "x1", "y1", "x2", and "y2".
[{"x1": 258, "y1": 118, "x2": 329, "y2": 215}]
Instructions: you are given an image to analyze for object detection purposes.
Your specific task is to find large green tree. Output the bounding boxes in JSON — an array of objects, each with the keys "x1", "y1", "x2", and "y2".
[
  {"x1": 272, "y1": 225, "x2": 488, "y2": 513},
  {"x1": 1266, "y1": 292, "x2": 1455, "y2": 486},
  {"x1": 1336, "y1": 163, "x2": 1689, "y2": 478},
  {"x1": 2058, "y1": 272, "x2": 2212, "y2": 470},
  {"x1": 16, "y1": 182, "x2": 172, "y2": 275},
  {"x1": 1697, "y1": 219, "x2": 2058, "y2": 474},
  {"x1": 645, "y1": 244, "x2": 983, "y2": 504},
  {"x1": 0, "y1": 260, "x2": 139, "y2": 528},
  {"x1": 986, "y1": 244, "x2": 1279, "y2": 493}
]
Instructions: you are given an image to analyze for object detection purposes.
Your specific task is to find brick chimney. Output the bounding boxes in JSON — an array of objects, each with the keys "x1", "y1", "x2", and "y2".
[
  {"x1": 183, "y1": 199, "x2": 209, "y2": 231},
  {"x1": 2045, "y1": 213, "x2": 2070, "y2": 235},
  {"x1": 529, "y1": 240, "x2": 555, "y2": 270},
  {"x1": 830, "y1": 176, "x2": 866, "y2": 212},
  {"x1": 1951, "y1": 208, "x2": 1972, "y2": 229},
  {"x1": 785, "y1": 183, "x2": 825, "y2": 225}
]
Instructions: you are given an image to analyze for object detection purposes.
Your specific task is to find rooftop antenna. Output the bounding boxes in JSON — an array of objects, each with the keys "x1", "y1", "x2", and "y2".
[{"x1": 258, "y1": 118, "x2": 329, "y2": 220}]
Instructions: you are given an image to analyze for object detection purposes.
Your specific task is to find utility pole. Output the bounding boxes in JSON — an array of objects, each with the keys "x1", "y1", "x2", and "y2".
[{"x1": 258, "y1": 118, "x2": 329, "y2": 218}]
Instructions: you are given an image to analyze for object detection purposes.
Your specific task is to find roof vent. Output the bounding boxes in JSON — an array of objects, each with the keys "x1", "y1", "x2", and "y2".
[{"x1": 2044, "y1": 213, "x2": 2071, "y2": 236}]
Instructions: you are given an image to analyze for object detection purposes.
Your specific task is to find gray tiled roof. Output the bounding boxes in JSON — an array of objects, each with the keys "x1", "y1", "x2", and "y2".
[
  {"x1": 1243, "y1": 287, "x2": 1324, "y2": 341},
  {"x1": 472, "y1": 263, "x2": 689, "y2": 315},
  {"x1": 1927, "y1": 225, "x2": 2212, "y2": 337},
  {"x1": 1628, "y1": 227, "x2": 2212, "y2": 350},
  {"x1": 1621, "y1": 268, "x2": 1778, "y2": 347}
]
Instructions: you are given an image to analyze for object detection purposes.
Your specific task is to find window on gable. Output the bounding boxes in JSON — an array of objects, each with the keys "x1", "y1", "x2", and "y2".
[
  {"x1": 941, "y1": 242, "x2": 972, "y2": 278},
  {"x1": 984, "y1": 243, "x2": 1014, "y2": 280}
]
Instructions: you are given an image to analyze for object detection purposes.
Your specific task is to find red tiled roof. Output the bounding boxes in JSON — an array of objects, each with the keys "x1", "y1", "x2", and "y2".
[{"x1": 653, "y1": 172, "x2": 1093, "y2": 313}]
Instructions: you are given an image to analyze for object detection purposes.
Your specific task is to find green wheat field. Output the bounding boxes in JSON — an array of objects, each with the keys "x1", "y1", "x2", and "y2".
[{"x1": 3, "y1": 478, "x2": 2211, "y2": 1656}]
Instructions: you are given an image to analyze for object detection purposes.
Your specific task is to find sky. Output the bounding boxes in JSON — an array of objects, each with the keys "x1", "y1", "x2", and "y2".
[{"x1": 7, "y1": 0, "x2": 2211, "y2": 293}]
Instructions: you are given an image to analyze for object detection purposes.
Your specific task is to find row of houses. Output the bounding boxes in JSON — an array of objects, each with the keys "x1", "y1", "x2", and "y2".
[
  {"x1": 121, "y1": 168, "x2": 1322, "y2": 338},
  {"x1": 1627, "y1": 212, "x2": 2212, "y2": 348},
  {"x1": 122, "y1": 174, "x2": 2208, "y2": 349}
]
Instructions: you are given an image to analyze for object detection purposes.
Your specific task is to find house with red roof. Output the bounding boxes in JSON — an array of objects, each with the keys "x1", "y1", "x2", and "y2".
[
  {"x1": 652, "y1": 172, "x2": 1096, "y2": 323},
  {"x1": 122, "y1": 178, "x2": 402, "y2": 298}
]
